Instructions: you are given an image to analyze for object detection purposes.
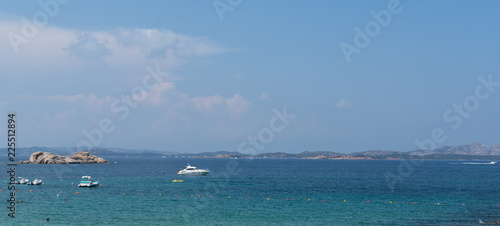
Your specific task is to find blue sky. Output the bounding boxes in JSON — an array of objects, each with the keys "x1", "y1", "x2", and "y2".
[{"x1": 1, "y1": 0, "x2": 500, "y2": 153}]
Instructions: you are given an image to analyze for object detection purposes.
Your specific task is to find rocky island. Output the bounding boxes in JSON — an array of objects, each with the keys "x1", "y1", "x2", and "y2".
[{"x1": 18, "y1": 151, "x2": 109, "y2": 164}]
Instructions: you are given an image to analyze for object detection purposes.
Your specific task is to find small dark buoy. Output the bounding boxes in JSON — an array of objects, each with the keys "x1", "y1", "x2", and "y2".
[{"x1": 47, "y1": 218, "x2": 49, "y2": 222}]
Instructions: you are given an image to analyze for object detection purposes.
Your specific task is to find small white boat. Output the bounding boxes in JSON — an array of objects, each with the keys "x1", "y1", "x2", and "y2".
[
  {"x1": 177, "y1": 164, "x2": 209, "y2": 176},
  {"x1": 14, "y1": 177, "x2": 29, "y2": 184},
  {"x1": 27, "y1": 179, "x2": 42, "y2": 185},
  {"x1": 78, "y1": 176, "x2": 99, "y2": 187},
  {"x1": 488, "y1": 161, "x2": 497, "y2": 164},
  {"x1": 19, "y1": 178, "x2": 29, "y2": 184}
]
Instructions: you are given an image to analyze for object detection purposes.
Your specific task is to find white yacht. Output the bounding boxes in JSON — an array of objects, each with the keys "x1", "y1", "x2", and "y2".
[
  {"x1": 78, "y1": 176, "x2": 99, "y2": 187},
  {"x1": 19, "y1": 178, "x2": 29, "y2": 184},
  {"x1": 14, "y1": 177, "x2": 29, "y2": 184},
  {"x1": 27, "y1": 179, "x2": 42, "y2": 185},
  {"x1": 177, "y1": 164, "x2": 209, "y2": 176}
]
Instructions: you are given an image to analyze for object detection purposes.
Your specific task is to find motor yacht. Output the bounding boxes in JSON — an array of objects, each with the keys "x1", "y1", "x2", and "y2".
[
  {"x1": 27, "y1": 179, "x2": 42, "y2": 185},
  {"x1": 177, "y1": 165, "x2": 209, "y2": 176},
  {"x1": 78, "y1": 176, "x2": 99, "y2": 187}
]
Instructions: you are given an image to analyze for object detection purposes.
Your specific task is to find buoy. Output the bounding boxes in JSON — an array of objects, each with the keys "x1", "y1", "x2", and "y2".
[
  {"x1": 75, "y1": 192, "x2": 78, "y2": 194},
  {"x1": 191, "y1": 195, "x2": 193, "y2": 197},
  {"x1": 267, "y1": 197, "x2": 270, "y2": 200},
  {"x1": 463, "y1": 203, "x2": 465, "y2": 206},
  {"x1": 308, "y1": 199, "x2": 311, "y2": 201},
  {"x1": 140, "y1": 194, "x2": 143, "y2": 196},
  {"x1": 100, "y1": 184, "x2": 102, "y2": 187},
  {"x1": 60, "y1": 191, "x2": 63, "y2": 193},
  {"x1": 390, "y1": 201, "x2": 392, "y2": 204},
  {"x1": 287, "y1": 198, "x2": 289, "y2": 200},
  {"x1": 414, "y1": 202, "x2": 416, "y2": 204},
  {"x1": 30, "y1": 190, "x2": 33, "y2": 192},
  {"x1": 323, "y1": 199, "x2": 325, "y2": 202},
  {"x1": 344, "y1": 200, "x2": 346, "y2": 202},
  {"x1": 248, "y1": 197, "x2": 250, "y2": 199},
  {"x1": 210, "y1": 196, "x2": 213, "y2": 198},
  {"x1": 93, "y1": 189, "x2": 95, "y2": 190},
  {"x1": 438, "y1": 203, "x2": 440, "y2": 205},
  {"x1": 57, "y1": 194, "x2": 59, "y2": 197},
  {"x1": 176, "y1": 195, "x2": 179, "y2": 197},
  {"x1": 64, "y1": 199, "x2": 67, "y2": 202},
  {"x1": 228, "y1": 196, "x2": 231, "y2": 199},
  {"x1": 199, "y1": 195, "x2": 202, "y2": 197},
  {"x1": 1, "y1": 189, "x2": 4, "y2": 191},
  {"x1": 123, "y1": 193, "x2": 125, "y2": 195},
  {"x1": 367, "y1": 200, "x2": 369, "y2": 203},
  {"x1": 159, "y1": 194, "x2": 161, "y2": 196}
]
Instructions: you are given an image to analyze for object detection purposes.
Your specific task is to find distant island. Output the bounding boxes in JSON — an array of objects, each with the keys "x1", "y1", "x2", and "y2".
[
  {"x1": 4, "y1": 142, "x2": 500, "y2": 161},
  {"x1": 18, "y1": 151, "x2": 109, "y2": 164}
]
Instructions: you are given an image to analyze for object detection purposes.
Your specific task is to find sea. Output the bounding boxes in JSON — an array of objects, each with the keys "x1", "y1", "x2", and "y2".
[{"x1": 1, "y1": 157, "x2": 500, "y2": 225}]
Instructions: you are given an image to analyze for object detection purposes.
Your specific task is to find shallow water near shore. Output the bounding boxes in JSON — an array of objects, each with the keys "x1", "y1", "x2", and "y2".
[{"x1": 1, "y1": 157, "x2": 500, "y2": 225}]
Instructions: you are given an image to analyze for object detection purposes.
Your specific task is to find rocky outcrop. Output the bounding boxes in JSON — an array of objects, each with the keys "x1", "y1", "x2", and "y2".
[{"x1": 19, "y1": 151, "x2": 109, "y2": 164}]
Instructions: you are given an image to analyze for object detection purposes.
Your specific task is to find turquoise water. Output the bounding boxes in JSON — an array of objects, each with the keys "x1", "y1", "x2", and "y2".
[{"x1": 1, "y1": 158, "x2": 500, "y2": 225}]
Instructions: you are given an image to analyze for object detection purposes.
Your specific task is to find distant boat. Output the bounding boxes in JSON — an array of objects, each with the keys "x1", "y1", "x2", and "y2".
[
  {"x1": 27, "y1": 179, "x2": 42, "y2": 185},
  {"x1": 78, "y1": 176, "x2": 99, "y2": 187},
  {"x1": 488, "y1": 161, "x2": 497, "y2": 164},
  {"x1": 14, "y1": 177, "x2": 29, "y2": 184},
  {"x1": 172, "y1": 179, "x2": 184, "y2": 182},
  {"x1": 19, "y1": 178, "x2": 29, "y2": 184},
  {"x1": 177, "y1": 165, "x2": 209, "y2": 176}
]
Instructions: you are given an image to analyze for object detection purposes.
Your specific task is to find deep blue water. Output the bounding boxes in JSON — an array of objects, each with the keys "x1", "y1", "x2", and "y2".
[{"x1": 1, "y1": 158, "x2": 500, "y2": 225}]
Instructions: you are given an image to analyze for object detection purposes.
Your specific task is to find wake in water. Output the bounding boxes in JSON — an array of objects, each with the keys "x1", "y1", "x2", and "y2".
[{"x1": 461, "y1": 161, "x2": 498, "y2": 165}]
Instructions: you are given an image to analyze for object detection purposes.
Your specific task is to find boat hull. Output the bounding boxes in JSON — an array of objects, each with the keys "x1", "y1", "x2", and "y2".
[
  {"x1": 78, "y1": 182, "x2": 98, "y2": 187},
  {"x1": 177, "y1": 171, "x2": 209, "y2": 176}
]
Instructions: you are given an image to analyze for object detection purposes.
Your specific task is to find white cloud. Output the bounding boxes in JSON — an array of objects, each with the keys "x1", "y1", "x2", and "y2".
[
  {"x1": 191, "y1": 95, "x2": 226, "y2": 113},
  {"x1": 66, "y1": 33, "x2": 111, "y2": 61},
  {"x1": 0, "y1": 20, "x2": 234, "y2": 80},
  {"x1": 23, "y1": 81, "x2": 251, "y2": 118},
  {"x1": 226, "y1": 94, "x2": 251, "y2": 117},
  {"x1": 335, "y1": 98, "x2": 352, "y2": 109},
  {"x1": 132, "y1": 82, "x2": 175, "y2": 105}
]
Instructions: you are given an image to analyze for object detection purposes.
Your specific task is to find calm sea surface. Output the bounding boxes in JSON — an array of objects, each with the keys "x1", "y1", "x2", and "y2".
[{"x1": 1, "y1": 157, "x2": 500, "y2": 225}]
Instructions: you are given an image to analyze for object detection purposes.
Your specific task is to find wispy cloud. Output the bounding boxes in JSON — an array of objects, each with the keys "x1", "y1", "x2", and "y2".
[{"x1": 335, "y1": 98, "x2": 352, "y2": 109}]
